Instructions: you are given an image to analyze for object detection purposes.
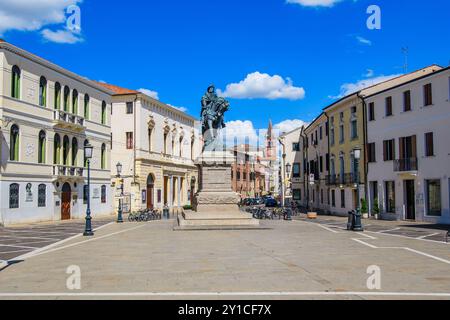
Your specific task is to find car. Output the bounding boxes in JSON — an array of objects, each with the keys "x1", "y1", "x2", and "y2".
[{"x1": 265, "y1": 198, "x2": 278, "y2": 208}]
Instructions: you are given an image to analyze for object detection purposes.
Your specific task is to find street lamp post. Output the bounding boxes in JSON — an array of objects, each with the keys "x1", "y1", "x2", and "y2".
[
  {"x1": 83, "y1": 143, "x2": 94, "y2": 237},
  {"x1": 353, "y1": 148, "x2": 364, "y2": 232},
  {"x1": 116, "y1": 162, "x2": 124, "y2": 223}
]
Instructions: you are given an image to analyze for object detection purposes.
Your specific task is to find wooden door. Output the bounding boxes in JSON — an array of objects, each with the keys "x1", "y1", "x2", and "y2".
[
  {"x1": 147, "y1": 185, "x2": 154, "y2": 210},
  {"x1": 61, "y1": 183, "x2": 71, "y2": 220}
]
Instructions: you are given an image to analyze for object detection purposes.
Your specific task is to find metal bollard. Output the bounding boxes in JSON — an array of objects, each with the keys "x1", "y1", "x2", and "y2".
[{"x1": 353, "y1": 210, "x2": 364, "y2": 232}]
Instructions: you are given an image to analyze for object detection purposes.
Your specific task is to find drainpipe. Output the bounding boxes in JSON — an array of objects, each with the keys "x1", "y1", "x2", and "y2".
[
  {"x1": 325, "y1": 112, "x2": 331, "y2": 213},
  {"x1": 133, "y1": 95, "x2": 138, "y2": 185},
  {"x1": 357, "y1": 92, "x2": 369, "y2": 214},
  {"x1": 278, "y1": 137, "x2": 286, "y2": 208},
  {"x1": 300, "y1": 129, "x2": 308, "y2": 212}
]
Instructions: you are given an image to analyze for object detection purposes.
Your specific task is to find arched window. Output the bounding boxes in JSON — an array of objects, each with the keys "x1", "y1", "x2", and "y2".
[
  {"x1": 9, "y1": 184, "x2": 20, "y2": 209},
  {"x1": 10, "y1": 125, "x2": 19, "y2": 161},
  {"x1": 54, "y1": 82, "x2": 61, "y2": 109},
  {"x1": 72, "y1": 89, "x2": 78, "y2": 115},
  {"x1": 148, "y1": 128, "x2": 153, "y2": 152},
  {"x1": 191, "y1": 138, "x2": 195, "y2": 161},
  {"x1": 179, "y1": 136, "x2": 183, "y2": 157},
  {"x1": 39, "y1": 77, "x2": 47, "y2": 107},
  {"x1": 83, "y1": 140, "x2": 89, "y2": 168},
  {"x1": 84, "y1": 94, "x2": 90, "y2": 119},
  {"x1": 11, "y1": 65, "x2": 20, "y2": 99},
  {"x1": 64, "y1": 86, "x2": 70, "y2": 112},
  {"x1": 101, "y1": 101, "x2": 107, "y2": 125},
  {"x1": 38, "y1": 184, "x2": 46, "y2": 208},
  {"x1": 38, "y1": 130, "x2": 46, "y2": 164},
  {"x1": 72, "y1": 138, "x2": 78, "y2": 167},
  {"x1": 101, "y1": 143, "x2": 106, "y2": 170},
  {"x1": 54, "y1": 134, "x2": 61, "y2": 165},
  {"x1": 63, "y1": 136, "x2": 70, "y2": 166}
]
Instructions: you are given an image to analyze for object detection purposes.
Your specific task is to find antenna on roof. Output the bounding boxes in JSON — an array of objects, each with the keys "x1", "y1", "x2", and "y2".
[{"x1": 401, "y1": 47, "x2": 409, "y2": 73}]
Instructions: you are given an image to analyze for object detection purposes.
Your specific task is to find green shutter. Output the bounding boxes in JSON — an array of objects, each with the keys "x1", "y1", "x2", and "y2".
[
  {"x1": 73, "y1": 93, "x2": 78, "y2": 115},
  {"x1": 14, "y1": 134, "x2": 19, "y2": 161}
]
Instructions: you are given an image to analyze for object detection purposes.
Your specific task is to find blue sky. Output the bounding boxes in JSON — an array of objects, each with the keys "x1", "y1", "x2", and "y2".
[{"x1": 1, "y1": 0, "x2": 449, "y2": 135}]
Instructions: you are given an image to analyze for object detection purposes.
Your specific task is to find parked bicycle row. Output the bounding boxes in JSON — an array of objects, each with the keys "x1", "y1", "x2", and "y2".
[
  {"x1": 128, "y1": 209, "x2": 162, "y2": 222},
  {"x1": 245, "y1": 207, "x2": 301, "y2": 220}
]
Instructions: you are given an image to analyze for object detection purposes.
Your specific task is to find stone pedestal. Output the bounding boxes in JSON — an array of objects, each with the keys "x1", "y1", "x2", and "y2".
[{"x1": 177, "y1": 151, "x2": 260, "y2": 230}]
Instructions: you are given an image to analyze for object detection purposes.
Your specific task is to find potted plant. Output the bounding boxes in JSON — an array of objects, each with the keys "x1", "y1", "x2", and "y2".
[
  {"x1": 361, "y1": 198, "x2": 369, "y2": 219},
  {"x1": 372, "y1": 198, "x2": 380, "y2": 220}
]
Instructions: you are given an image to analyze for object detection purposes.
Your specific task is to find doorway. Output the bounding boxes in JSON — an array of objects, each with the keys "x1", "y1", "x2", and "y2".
[
  {"x1": 61, "y1": 183, "x2": 71, "y2": 220},
  {"x1": 405, "y1": 180, "x2": 416, "y2": 220},
  {"x1": 147, "y1": 174, "x2": 155, "y2": 210}
]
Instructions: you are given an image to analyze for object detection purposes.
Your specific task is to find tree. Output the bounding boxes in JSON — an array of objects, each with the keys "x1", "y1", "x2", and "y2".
[
  {"x1": 372, "y1": 198, "x2": 380, "y2": 215},
  {"x1": 361, "y1": 198, "x2": 368, "y2": 214}
]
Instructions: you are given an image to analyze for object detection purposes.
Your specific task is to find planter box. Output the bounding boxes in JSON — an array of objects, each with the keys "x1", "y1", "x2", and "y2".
[{"x1": 307, "y1": 212, "x2": 318, "y2": 219}]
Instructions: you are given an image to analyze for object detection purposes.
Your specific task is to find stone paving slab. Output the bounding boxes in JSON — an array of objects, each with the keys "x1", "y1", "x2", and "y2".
[{"x1": 0, "y1": 219, "x2": 449, "y2": 300}]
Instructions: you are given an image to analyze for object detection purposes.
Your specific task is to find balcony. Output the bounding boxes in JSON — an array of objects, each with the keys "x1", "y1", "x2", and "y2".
[
  {"x1": 394, "y1": 158, "x2": 418, "y2": 173},
  {"x1": 326, "y1": 174, "x2": 338, "y2": 186},
  {"x1": 53, "y1": 110, "x2": 85, "y2": 131},
  {"x1": 344, "y1": 173, "x2": 361, "y2": 185},
  {"x1": 53, "y1": 165, "x2": 85, "y2": 180}
]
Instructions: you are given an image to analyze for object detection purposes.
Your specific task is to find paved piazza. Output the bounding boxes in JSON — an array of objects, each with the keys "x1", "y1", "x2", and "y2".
[{"x1": 0, "y1": 217, "x2": 450, "y2": 300}]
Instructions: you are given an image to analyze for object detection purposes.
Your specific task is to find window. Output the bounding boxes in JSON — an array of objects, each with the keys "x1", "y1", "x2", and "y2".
[
  {"x1": 101, "y1": 144, "x2": 106, "y2": 169},
  {"x1": 320, "y1": 156, "x2": 323, "y2": 173},
  {"x1": 385, "y1": 181, "x2": 396, "y2": 213},
  {"x1": 426, "y1": 180, "x2": 441, "y2": 216},
  {"x1": 330, "y1": 128, "x2": 335, "y2": 146},
  {"x1": 163, "y1": 133, "x2": 168, "y2": 154},
  {"x1": 38, "y1": 131, "x2": 46, "y2": 164},
  {"x1": 325, "y1": 122, "x2": 329, "y2": 136},
  {"x1": 383, "y1": 139, "x2": 395, "y2": 161},
  {"x1": 425, "y1": 132, "x2": 434, "y2": 157},
  {"x1": 101, "y1": 185, "x2": 107, "y2": 204},
  {"x1": 72, "y1": 90, "x2": 78, "y2": 115},
  {"x1": 339, "y1": 112, "x2": 344, "y2": 122},
  {"x1": 63, "y1": 136, "x2": 70, "y2": 166},
  {"x1": 341, "y1": 190, "x2": 345, "y2": 208},
  {"x1": 424, "y1": 83, "x2": 433, "y2": 106},
  {"x1": 126, "y1": 102, "x2": 133, "y2": 114},
  {"x1": 9, "y1": 184, "x2": 19, "y2": 209},
  {"x1": 84, "y1": 94, "x2": 90, "y2": 119},
  {"x1": 339, "y1": 125, "x2": 344, "y2": 144},
  {"x1": 350, "y1": 120, "x2": 358, "y2": 139},
  {"x1": 368, "y1": 102, "x2": 375, "y2": 121},
  {"x1": 72, "y1": 138, "x2": 78, "y2": 167},
  {"x1": 64, "y1": 86, "x2": 70, "y2": 112},
  {"x1": 101, "y1": 101, "x2": 107, "y2": 124},
  {"x1": 54, "y1": 134, "x2": 61, "y2": 165},
  {"x1": 38, "y1": 184, "x2": 46, "y2": 208},
  {"x1": 191, "y1": 138, "x2": 195, "y2": 161},
  {"x1": 321, "y1": 189, "x2": 324, "y2": 204},
  {"x1": 83, "y1": 140, "x2": 89, "y2": 168},
  {"x1": 179, "y1": 137, "x2": 183, "y2": 157},
  {"x1": 320, "y1": 127, "x2": 323, "y2": 140},
  {"x1": 292, "y1": 143, "x2": 300, "y2": 152},
  {"x1": 331, "y1": 190, "x2": 336, "y2": 207},
  {"x1": 11, "y1": 65, "x2": 21, "y2": 99},
  {"x1": 367, "y1": 143, "x2": 376, "y2": 163},
  {"x1": 293, "y1": 189, "x2": 301, "y2": 201},
  {"x1": 385, "y1": 96, "x2": 393, "y2": 116},
  {"x1": 351, "y1": 106, "x2": 357, "y2": 114},
  {"x1": 83, "y1": 185, "x2": 89, "y2": 204},
  {"x1": 293, "y1": 163, "x2": 301, "y2": 178},
  {"x1": 39, "y1": 77, "x2": 47, "y2": 107},
  {"x1": 148, "y1": 128, "x2": 153, "y2": 152},
  {"x1": 10, "y1": 125, "x2": 20, "y2": 161},
  {"x1": 403, "y1": 90, "x2": 411, "y2": 112},
  {"x1": 126, "y1": 132, "x2": 133, "y2": 150},
  {"x1": 55, "y1": 82, "x2": 61, "y2": 110},
  {"x1": 237, "y1": 171, "x2": 241, "y2": 180}
]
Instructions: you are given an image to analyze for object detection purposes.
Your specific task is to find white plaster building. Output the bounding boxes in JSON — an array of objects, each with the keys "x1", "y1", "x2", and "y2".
[
  {"x1": 100, "y1": 83, "x2": 200, "y2": 214},
  {"x1": 0, "y1": 41, "x2": 114, "y2": 226},
  {"x1": 365, "y1": 66, "x2": 450, "y2": 223},
  {"x1": 279, "y1": 126, "x2": 305, "y2": 206}
]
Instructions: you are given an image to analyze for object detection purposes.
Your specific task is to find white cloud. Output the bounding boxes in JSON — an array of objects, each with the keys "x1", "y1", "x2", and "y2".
[
  {"x1": 0, "y1": 0, "x2": 82, "y2": 36},
  {"x1": 138, "y1": 88, "x2": 159, "y2": 100},
  {"x1": 41, "y1": 28, "x2": 82, "y2": 44},
  {"x1": 168, "y1": 104, "x2": 188, "y2": 113},
  {"x1": 218, "y1": 72, "x2": 305, "y2": 100},
  {"x1": 286, "y1": 0, "x2": 342, "y2": 7},
  {"x1": 274, "y1": 119, "x2": 309, "y2": 135},
  {"x1": 356, "y1": 36, "x2": 372, "y2": 46},
  {"x1": 331, "y1": 74, "x2": 402, "y2": 99},
  {"x1": 224, "y1": 120, "x2": 259, "y2": 146}
]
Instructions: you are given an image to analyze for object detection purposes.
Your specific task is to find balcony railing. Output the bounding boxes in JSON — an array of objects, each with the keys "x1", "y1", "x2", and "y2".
[
  {"x1": 53, "y1": 110, "x2": 85, "y2": 130},
  {"x1": 344, "y1": 173, "x2": 360, "y2": 185},
  {"x1": 394, "y1": 158, "x2": 418, "y2": 172},
  {"x1": 53, "y1": 165, "x2": 84, "y2": 178},
  {"x1": 326, "y1": 174, "x2": 338, "y2": 186}
]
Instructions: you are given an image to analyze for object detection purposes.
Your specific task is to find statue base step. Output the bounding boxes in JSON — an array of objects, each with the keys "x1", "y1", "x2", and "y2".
[{"x1": 176, "y1": 210, "x2": 261, "y2": 231}]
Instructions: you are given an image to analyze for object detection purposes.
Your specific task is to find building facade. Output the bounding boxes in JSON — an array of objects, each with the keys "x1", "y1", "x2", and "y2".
[
  {"x1": 324, "y1": 94, "x2": 366, "y2": 216},
  {"x1": 0, "y1": 41, "x2": 114, "y2": 226},
  {"x1": 102, "y1": 83, "x2": 200, "y2": 214},
  {"x1": 365, "y1": 66, "x2": 450, "y2": 223},
  {"x1": 304, "y1": 113, "x2": 330, "y2": 213}
]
